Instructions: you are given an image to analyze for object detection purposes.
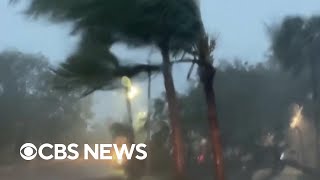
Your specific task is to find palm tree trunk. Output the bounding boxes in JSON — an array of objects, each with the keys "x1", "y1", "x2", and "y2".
[
  {"x1": 198, "y1": 36, "x2": 226, "y2": 180},
  {"x1": 194, "y1": 0, "x2": 226, "y2": 173},
  {"x1": 124, "y1": 87, "x2": 135, "y2": 145},
  {"x1": 161, "y1": 46, "x2": 186, "y2": 179},
  {"x1": 200, "y1": 65, "x2": 226, "y2": 180},
  {"x1": 125, "y1": 87, "x2": 134, "y2": 126}
]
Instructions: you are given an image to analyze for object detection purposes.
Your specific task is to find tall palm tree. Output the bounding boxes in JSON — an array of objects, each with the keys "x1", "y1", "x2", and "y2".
[
  {"x1": 182, "y1": 34, "x2": 226, "y2": 180},
  {"x1": 11, "y1": 0, "x2": 203, "y2": 177},
  {"x1": 174, "y1": 30, "x2": 226, "y2": 180},
  {"x1": 197, "y1": 35, "x2": 226, "y2": 180},
  {"x1": 178, "y1": 1, "x2": 226, "y2": 178}
]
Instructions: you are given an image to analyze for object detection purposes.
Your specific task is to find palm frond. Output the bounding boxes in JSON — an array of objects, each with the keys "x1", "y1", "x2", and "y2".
[
  {"x1": 10, "y1": 0, "x2": 202, "y2": 96},
  {"x1": 52, "y1": 50, "x2": 161, "y2": 97},
  {"x1": 12, "y1": 0, "x2": 202, "y2": 52}
]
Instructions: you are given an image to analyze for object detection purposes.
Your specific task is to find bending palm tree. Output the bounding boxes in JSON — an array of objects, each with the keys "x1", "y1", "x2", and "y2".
[
  {"x1": 183, "y1": 1, "x2": 226, "y2": 178},
  {"x1": 197, "y1": 35, "x2": 226, "y2": 180},
  {"x1": 12, "y1": 0, "x2": 203, "y2": 178}
]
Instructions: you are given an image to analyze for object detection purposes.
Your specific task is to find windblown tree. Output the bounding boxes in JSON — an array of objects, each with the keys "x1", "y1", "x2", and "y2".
[
  {"x1": 153, "y1": 60, "x2": 319, "y2": 179},
  {"x1": 196, "y1": 35, "x2": 226, "y2": 180},
  {"x1": 271, "y1": 15, "x2": 320, "y2": 167},
  {"x1": 216, "y1": 61, "x2": 319, "y2": 179},
  {"x1": 173, "y1": 7, "x2": 226, "y2": 179},
  {"x1": 11, "y1": 0, "x2": 203, "y2": 178},
  {"x1": 0, "y1": 50, "x2": 91, "y2": 162}
]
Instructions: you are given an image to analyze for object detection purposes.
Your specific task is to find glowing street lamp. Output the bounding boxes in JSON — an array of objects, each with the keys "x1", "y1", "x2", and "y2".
[
  {"x1": 137, "y1": 111, "x2": 147, "y2": 119},
  {"x1": 289, "y1": 104, "x2": 305, "y2": 163},
  {"x1": 121, "y1": 76, "x2": 140, "y2": 126},
  {"x1": 121, "y1": 76, "x2": 132, "y2": 88},
  {"x1": 127, "y1": 86, "x2": 139, "y2": 100},
  {"x1": 121, "y1": 76, "x2": 140, "y2": 100},
  {"x1": 290, "y1": 105, "x2": 303, "y2": 129}
]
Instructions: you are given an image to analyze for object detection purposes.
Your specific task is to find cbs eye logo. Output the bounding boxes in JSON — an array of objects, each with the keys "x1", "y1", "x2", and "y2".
[{"x1": 20, "y1": 143, "x2": 37, "y2": 160}]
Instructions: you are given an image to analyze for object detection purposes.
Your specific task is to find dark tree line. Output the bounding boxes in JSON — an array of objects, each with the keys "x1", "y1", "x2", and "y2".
[
  {"x1": 271, "y1": 15, "x2": 320, "y2": 167},
  {"x1": 151, "y1": 60, "x2": 314, "y2": 179},
  {"x1": 0, "y1": 50, "x2": 92, "y2": 163}
]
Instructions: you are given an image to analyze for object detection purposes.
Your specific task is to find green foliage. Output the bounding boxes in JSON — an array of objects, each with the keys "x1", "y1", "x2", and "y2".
[
  {"x1": 271, "y1": 15, "x2": 320, "y2": 74},
  {"x1": 12, "y1": 0, "x2": 202, "y2": 50},
  {"x1": 151, "y1": 60, "x2": 310, "y2": 177},
  {"x1": 153, "y1": 60, "x2": 308, "y2": 146},
  {"x1": 53, "y1": 51, "x2": 161, "y2": 97},
  {"x1": 271, "y1": 16, "x2": 307, "y2": 73},
  {"x1": 11, "y1": 0, "x2": 201, "y2": 96},
  {"x1": 271, "y1": 16, "x2": 320, "y2": 159},
  {"x1": 215, "y1": 61, "x2": 308, "y2": 146},
  {"x1": 0, "y1": 50, "x2": 92, "y2": 161}
]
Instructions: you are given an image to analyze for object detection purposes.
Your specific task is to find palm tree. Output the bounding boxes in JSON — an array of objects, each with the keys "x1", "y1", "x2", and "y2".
[
  {"x1": 197, "y1": 35, "x2": 226, "y2": 180},
  {"x1": 271, "y1": 16, "x2": 320, "y2": 167},
  {"x1": 11, "y1": 0, "x2": 203, "y2": 178},
  {"x1": 176, "y1": 1, "x2": 226, "y2": 178},
  {"x1": 180, "y1": 34, "x2": 226, "y2": 180}
]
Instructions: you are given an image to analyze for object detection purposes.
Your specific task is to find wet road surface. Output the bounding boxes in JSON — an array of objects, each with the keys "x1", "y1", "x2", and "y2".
[{"x1": 0, "y1": 160, "x2": 125, "y2": 180}]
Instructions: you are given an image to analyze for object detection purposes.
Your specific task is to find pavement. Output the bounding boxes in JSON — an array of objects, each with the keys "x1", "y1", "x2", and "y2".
[
  {"x1": 0, "y1": 159, "x2": 126, "y2": 180},
  {"x1": 252, "y1": 166, "x2": 302, "y2": 180}
]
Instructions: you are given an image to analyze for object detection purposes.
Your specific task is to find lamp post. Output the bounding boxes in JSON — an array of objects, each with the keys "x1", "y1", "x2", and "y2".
[
  {"x1": 121, "y1": 76, "x2": 139, "y2": 127},
  {"x1": 290, "y1": 105, "x2": 305, "y2": 163}
]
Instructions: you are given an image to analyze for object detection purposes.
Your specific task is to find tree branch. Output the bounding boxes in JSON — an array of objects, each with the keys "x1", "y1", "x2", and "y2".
[{"x1": 171, "y1": 59, "x2": 202, "y2": 65}]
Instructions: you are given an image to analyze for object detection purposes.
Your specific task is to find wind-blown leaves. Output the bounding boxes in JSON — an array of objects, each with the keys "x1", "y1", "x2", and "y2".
[
  {"x1": 11, "y1": 0, "x2": 201, "y2": 97},
  {"x1": 0, "y1": 50, "x2": 91, "y2": 153},
  {"x1": 271, "y1": 15, "x2": 320, "y2": 170},
  {"x1": 271, "y1": 16, "x2": 307, "y2": 73},
  {"x1": 271, "y1": 15, "x2": 320, "y2": 74},
  {"x1": 12, "y1": 0, "x2": 202, "y2": 51},
  {"x1": 52, "y1": 48, "x2": 161, "y2": 97},
  {"x1": 51, "y1": 28, "x2": 161, "y2": 96}
]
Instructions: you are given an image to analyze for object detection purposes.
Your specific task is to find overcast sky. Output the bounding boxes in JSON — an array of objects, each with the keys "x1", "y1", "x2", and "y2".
[{"x1": 1, "y1": 0, "x2": 320, "y2": 121}]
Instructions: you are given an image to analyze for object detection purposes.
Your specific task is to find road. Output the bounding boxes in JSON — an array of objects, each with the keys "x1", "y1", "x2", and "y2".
[{"x1": 0, "y1": 160, "x2": 125, "y2": 180}]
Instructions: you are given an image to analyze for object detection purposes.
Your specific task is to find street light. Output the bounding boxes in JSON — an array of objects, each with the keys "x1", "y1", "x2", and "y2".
[
  {"x1": 121, "y1": 76, "x2": 132, "y2": 88},
  {"x1": 127, "y1": 86, "x2": 139, "y2": 100},
  {"x1": 121, "y1": 76, "x2": 140, "y2": 126},
  {"x1": 290, "y1": 105, "x2": 303, "y2": 129},
  {"x1": 289, "y1": 104, "x2": 305, "y2": 163},
  {"x1": 121, "y1": 76, "x2": 140, "y2": 100}
]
